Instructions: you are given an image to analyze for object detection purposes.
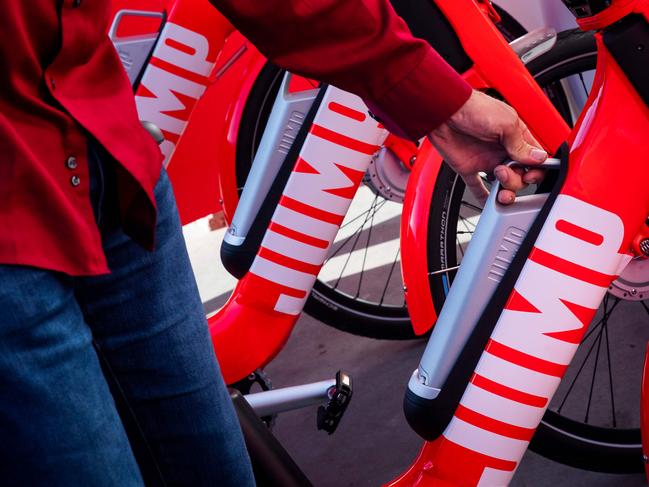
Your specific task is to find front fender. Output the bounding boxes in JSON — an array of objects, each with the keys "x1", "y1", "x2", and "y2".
[
  {"x1": 208, "y1": 274, "x2": 298, "y2": 384},
  {"x1": 400, "y1": 140, "x2": 445, "y2": 336},
  {"x1": 168, "y1": 32, "x2": 266, "y2": 225}
]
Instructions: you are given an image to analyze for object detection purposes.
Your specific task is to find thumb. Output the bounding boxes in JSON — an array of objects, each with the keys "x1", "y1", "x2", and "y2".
[{"x1": 502, "y1": 121, "x2": 547, "y2": 165}]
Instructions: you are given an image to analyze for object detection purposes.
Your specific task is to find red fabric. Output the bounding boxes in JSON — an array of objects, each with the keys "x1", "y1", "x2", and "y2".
[
  {"x1": 1, "y1": 0, "x2": 471, "y2": 276},
  {"x1": 210, "y1": 0, "x2": 472, "y2": 139},
  {"x1": 0, "y1": 0, "x2": 163, "y2": 275}
]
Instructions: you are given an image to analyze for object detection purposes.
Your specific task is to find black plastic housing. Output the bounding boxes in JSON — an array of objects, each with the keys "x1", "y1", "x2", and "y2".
[
  {"x1": 603, "y1": 14, "x2": 649, "y2": 111},
  {"x1": 390, "y1": 0, "x2": 473, "y2": 73},
  {"x1": 560, "y1": 0, "x2": 612, "y2": 18}
]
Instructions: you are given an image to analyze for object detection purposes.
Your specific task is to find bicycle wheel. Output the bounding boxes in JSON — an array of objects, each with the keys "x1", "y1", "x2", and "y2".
[
  {"x1": 234, "y1": 6, "x2": 525, "y2": 340},
  {"x1": 427, "y1": 29, "x2": 647, "y2": 473}
]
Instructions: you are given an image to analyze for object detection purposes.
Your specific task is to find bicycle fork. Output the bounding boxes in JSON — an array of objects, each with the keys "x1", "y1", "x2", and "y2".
[
  {"x1": 390, "y1": 20, "x2": 649, "y2": 485},
  {"x1": 208, "y1": 84, "x2": 388, "y2": 384}
]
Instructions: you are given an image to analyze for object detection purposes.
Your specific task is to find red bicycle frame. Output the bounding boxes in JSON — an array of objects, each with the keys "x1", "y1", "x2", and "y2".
[
  {"x1": 110, "y1": 0, "x2": 266, "y2": 224},
  {"x1": 390, "y1": 1, "x2": 649, "y2": 484}
]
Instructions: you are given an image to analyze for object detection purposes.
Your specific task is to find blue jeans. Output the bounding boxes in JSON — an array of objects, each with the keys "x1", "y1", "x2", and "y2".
[{"x1": 0, "y1": 155, "x2": 254, "y2": 486}]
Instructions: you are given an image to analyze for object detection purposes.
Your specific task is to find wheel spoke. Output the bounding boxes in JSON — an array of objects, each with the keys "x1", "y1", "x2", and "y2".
[
  {"x1": 557, "y1": 295, "x2": 619, "y2": 414},
  {"x1": 459, "y1": 215, "x2": 477, "y2": 230},
  {"x1": 547, "y1": 81, "x2": 573, "y2": 125},
  {"x1": 428, "y1": 265, "x2": 461, "y2": 276},
  {"x1": 355, "y1": 199, "x2": 377, "y2": 298},
  {"x1": 327, "y1": 222, "x2": 365, "y2": 264},
  {"x1": 603, "y1": 313, "x2": 617, "y2": 427},
  {"x1": 578, "y1": 72, "x2": 589, "y2": 98},
  {"x1": 338, "y1": 208, "x2": 373, "y2": 231},
  {"x1": 327, "y1": 197, "x2": 382, "y2": 263},
  {"x1": 584, "y1": 317, "x2": 605, "y2": 423},
  {"x1": 332, "y1": 195, "x2": 380, "y2": 288},
  {"x1": 641, "y1": 300, "x2": 649, "y2": 317},
  {"x1": 461, "y1": 200, "x2": 483, "y2": 213},
  {"x1": 579, "y1": 297, "x2": 621, "y2": 344},
  {"x1": 338, "y1": 199, "x2": 386, "y2": 232},
  {"x1": 379, "y1": 247, "x2": 401, "y2": 306},
  {"x1": 456, "y1": 236, "x2": 465, "y2": 259},
  {"x1": 456, "y1": 213, "x2": 475, "y2": 259},
  {"x1": 557, "y1": 322, "x2": 605, "y2": 414}
]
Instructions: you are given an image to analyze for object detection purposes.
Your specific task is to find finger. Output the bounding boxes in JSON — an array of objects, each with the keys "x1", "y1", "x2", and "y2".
[
  {"x1": 522, "y1": 168, "x2": 546, "y2": 185},
  {"x1": 498, "y1": 189, "x2": 516, "y2": 205},
  {"x1": 522, "y1": 125, "x2": 543, "y2": 150},
  {"x1": 502, "y1": 120, "x2": 547, "y2": 165},
  {"x1": 512, "y1": 166, "x2": 526, "y2": 178},
  {"x1": 493, "y1": 165, "x2": 528, "y2": 193},
  {"x1": 462, "y1": 173, "x2": 489, "y2": 205}
]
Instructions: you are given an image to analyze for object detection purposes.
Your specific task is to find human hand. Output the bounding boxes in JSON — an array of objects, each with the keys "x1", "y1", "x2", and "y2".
[{"x1": 428, "y1": 90, "x2": 547, "y2": 205}]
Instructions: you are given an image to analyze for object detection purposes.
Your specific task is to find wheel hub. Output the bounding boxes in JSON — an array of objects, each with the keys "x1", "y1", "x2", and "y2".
[
  {"x1": 608, "y1": 257, "x2": 649, "y2": 301},
  {"x1": 363, "y1": 147, "x2": 410, "y2": 203}
]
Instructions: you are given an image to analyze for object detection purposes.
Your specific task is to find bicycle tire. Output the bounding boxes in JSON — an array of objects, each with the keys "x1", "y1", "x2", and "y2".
[{"x1": 427, "y1": 29, "x2": 645, "y2": 473}]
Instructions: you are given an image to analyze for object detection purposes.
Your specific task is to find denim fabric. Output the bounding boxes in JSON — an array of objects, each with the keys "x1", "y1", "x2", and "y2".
[{"x1": 0, "y1": 158, "x2": 254, "y2": 486}]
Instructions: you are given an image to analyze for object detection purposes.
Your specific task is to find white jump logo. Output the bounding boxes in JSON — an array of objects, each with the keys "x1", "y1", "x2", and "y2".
[
  {"x1": 444, "y1": 195, "x2": 632, "y2": 485},
  {"x1": 135, "y1": 23, "x2": 214, "y2": 165},
  {"x1": 249, "y1": 87, "x2": 387, "y2": 315}
]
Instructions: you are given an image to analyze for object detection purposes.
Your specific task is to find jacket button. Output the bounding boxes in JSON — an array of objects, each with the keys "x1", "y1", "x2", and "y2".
[
  {"x1": 73, "y1": 0, "x2": 81, "y2": 6},
  {"x1": 66, "y1": 156, "x2": 78, "y2": 169},
  {"x1": 70, "y1": 175, "x2": 81, "y2": 187}
]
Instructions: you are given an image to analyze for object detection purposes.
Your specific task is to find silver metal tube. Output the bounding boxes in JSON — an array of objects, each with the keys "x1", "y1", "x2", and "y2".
[
  {"x1": 509, "y1": 27, "x2": 557, "y2": 65},
  {"x1": 244, "y1": 379, "x2": 336, "y2": 417},
  {"x1": 223, "y1": 72, "x2": 318, "y2": 246}
]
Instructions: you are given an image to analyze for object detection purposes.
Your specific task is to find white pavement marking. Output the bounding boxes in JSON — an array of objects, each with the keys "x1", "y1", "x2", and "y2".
[
  {"x1": 183, "y1": 186, "x2": 479, "y2": 306},
  {"x1": 183, "y1": 217, "x2": 237, "y2": 304}
]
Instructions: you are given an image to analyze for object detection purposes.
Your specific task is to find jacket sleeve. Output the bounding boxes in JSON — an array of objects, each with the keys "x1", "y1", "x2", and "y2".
[{"x1": 209, "y1": 0, "x2": 472, "y2": 140}]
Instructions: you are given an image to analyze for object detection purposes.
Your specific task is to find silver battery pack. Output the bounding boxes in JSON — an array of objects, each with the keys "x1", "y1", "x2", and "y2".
[{"x1": 408, "y1": 159, "x2": 560, "y2": 401}]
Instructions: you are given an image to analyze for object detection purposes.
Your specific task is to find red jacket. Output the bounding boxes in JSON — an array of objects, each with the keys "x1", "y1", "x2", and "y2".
[{"x1": 0, "y1": 0, "x2": 470, "y2": 276}]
